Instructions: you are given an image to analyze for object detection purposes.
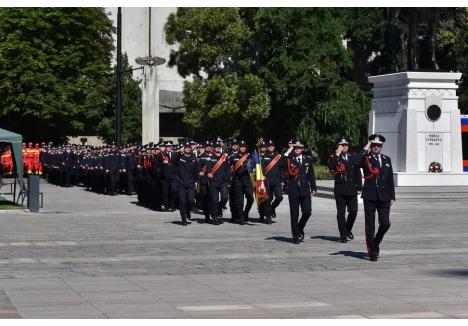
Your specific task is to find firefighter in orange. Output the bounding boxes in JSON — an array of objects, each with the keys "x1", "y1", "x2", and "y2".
[
  {"x1": 0, "y1": 146, "x2": 14, "y2": 176},
  {"x1": 25, "y1": 142, "x2": 35, "y2": 174},
  {"x1": 32, "y1": 143, "x2": 42, "y2": 175},
  {"x1": 22, "y1": 143, "x2": 27, "y2": 174}
]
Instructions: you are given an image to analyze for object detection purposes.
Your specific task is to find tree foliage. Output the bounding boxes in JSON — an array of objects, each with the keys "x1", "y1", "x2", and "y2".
[
  {"x1": 250, "y1": 8, "x2": 370, "y2": 158},
  {"x1": 0, "y1": 8, "x2": 114, "y2": 142},
  {"x1": 165, "y1": 8, "x2": 270, "y2": 143}
]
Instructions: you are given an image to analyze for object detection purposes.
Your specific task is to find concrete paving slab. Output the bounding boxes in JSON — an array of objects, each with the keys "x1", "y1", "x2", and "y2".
[{"x1": 0, "y1": 180, "x2": 467, "y2": 318}]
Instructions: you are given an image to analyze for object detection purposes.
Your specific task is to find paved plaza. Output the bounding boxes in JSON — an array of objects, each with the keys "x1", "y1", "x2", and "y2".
[{"x1": 0, "y1": 180, "x2": 468, "y2": 318}]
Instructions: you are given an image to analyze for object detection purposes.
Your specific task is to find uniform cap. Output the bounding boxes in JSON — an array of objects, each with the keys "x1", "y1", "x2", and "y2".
[
  {"x1": 369, "y1": 134, "x2": 385, "y2": 145},
  {"x1": 337, "y1": 137, "x2": 349, "y2": 145},
  {"x1": 293, "y1": 140, "x2": 304, "y2": 148},
  {"x1": 266, "y1": 140, "x2": 275, "y2": 147}
]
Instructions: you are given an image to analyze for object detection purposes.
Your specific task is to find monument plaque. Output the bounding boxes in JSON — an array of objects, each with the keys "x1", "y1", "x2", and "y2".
[{"x1": 425, "y1": 132, "x2": 443, "y2": 171}]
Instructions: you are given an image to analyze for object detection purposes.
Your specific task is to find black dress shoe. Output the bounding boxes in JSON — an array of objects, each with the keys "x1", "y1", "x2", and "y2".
[
  {"x1": 182, "y1": 221, "x2": 188, "y2": 226},
  {"x1": 299, "y1": 230, "x2": 305, "y2": 240},
  {"x1": 340, "y1": 237, "x2": 347, "y2": 243},
  {"x1": 369, "y1": 252, "x2": 378, "y2": 261},
  {"x1": 293, "y1": 238, "x2": 300, "y2": 244},
  {"x1": 266, "y1": 216, "x2": 272, "y2": 224},
  {"x1": 347, "y1": 231, "x2": 354, "y2": 240},
  {"x1": 376, "y1": 246, "x2": 380, "y2": 257},
  {"x1": 272, "y1": 209, "x2": 276, "y2": 218}
]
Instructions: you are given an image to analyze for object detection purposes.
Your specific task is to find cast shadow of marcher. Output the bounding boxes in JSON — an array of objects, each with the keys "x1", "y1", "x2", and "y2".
[
  {"x1": 330, "y1": 251, "x2": 369, "y2": 261},
  {"x1": 310, "y1": 235, "x2": 342, "y2": 242},
  {"x1": 166, "y1": 221, "x2": 192, "y2": 226},
  {"x1": 265, "y1": 236, "x2": 296, "y2": 244}
]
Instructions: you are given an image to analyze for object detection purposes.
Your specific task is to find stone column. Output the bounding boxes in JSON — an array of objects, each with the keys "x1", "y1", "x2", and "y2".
[{"x1": 141, "y1": 66, "x2": 160, "y2": 145}]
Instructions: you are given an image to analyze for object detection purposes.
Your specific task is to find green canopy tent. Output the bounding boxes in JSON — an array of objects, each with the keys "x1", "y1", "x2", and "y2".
[{"x1": 0, "y1": 128, "x2": 26, "y2": 204}]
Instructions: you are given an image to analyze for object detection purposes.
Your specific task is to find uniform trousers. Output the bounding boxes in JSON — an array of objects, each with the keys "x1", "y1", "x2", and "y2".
[
  {"x1": 363, "y1": 199, "x2": 391, "y2": 255},
  {"x1": 335, "y1": 194, "x2": 358, "y2": 238},
  {"x1": 288, "y1": 194, "x2": 312, "y2": 239},
  {"x1": 232, "y1": 183, "x2": 254, "y2": 221},
  {"x1": 209, "y1": 183, "x2": 229, "y2": 218},
  {"x1": 269, "y1": 184, "x2": 284, "y2": 211},
  {"x1": 178, "y1": 184, "x2": 195, "y2": 222},
  {"x1": 199, "y1": 183, "x2": 211, "y2": 219}
]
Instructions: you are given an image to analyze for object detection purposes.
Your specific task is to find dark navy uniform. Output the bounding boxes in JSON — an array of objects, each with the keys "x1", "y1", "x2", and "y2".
[
  {"x1": 173, "y1": 147, "x2": 198, "y2": 225},
  {"x1": 358, "y1": 134, "x2": 395, "y2": 261},
  {"x1": 260, "y1": 140, "x2": 285, "y2": 223},
  {"x1": 205, "y1": 149, "x2": 231, "y2": 225},
  {"x1": 285, "y1": 141, "x2": 317, "y2": 243},
  {"x1": 197, "y1": 142, "x2": 213, "y2": 222},
  {"x1": 105, "y1": 148, "x2": 121, "y2": 196},
  {"x1": 328, "y1": 137, "x2": 363, "y2": 242},
  {"x1": 230, "y1": 143, "x2": 254, "y2": 225}
]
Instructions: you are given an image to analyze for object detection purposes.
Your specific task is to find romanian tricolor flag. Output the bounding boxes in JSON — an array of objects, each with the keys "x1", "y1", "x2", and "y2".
[
  {"x1": 248, "y1": 150, "x2": 269, "y2": 204},
  {"x1": 462, "y1": 117, "x2": 468, "y2": 172}
]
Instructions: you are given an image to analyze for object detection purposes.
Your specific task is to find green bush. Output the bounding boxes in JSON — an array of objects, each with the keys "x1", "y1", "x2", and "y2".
[{"x1": 314, "y1": 165, "x2": 333, "y2": 180}]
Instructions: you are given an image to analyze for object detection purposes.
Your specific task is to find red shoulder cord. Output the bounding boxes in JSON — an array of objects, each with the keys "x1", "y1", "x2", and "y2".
[
  {"x1": 143, "y1": 156, "x2": 151, "y2": 169},
  {"x1": 329, "y1": 157, "x2": 346, "y2": 175},
  {"x1": 363, "y1": 155, "x2": 380, "y2": 180},
  {"x1": 287, "y1": 158, "x2": 299, "y2": 177}
]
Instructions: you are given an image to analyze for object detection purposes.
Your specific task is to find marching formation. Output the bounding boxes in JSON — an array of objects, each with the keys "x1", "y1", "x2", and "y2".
[{"x1": 38, "y1": 134, "x2": 395, "y2": 262}]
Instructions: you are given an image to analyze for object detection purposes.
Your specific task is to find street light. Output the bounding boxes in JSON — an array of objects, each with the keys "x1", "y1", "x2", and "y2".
[{"x1": 135, "y1": 56, "x2": 166, "y2": 67}]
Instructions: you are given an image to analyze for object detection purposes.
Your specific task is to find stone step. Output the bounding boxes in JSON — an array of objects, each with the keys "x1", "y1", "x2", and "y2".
[{"x1": 316, "y1": 183, "x2": 468, "y2": 201}]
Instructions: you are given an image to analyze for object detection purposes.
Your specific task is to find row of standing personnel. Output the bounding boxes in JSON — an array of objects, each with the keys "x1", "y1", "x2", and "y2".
[{"x1": 40, "y1": 134, "x2": 395, "y2": 262}]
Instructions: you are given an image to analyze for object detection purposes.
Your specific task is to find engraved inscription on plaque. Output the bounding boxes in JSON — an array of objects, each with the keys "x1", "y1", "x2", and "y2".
[{"x1": 425, "y1": 133, "x2": 443, "y2": 171}]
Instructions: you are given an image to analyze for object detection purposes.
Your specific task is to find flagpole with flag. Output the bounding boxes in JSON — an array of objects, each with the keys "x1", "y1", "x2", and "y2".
[{"x1": 249, "y1": 139, "x2": 269, "y2": 206}]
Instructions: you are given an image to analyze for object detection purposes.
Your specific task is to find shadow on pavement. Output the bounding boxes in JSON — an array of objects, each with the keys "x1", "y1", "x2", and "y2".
[
  {"x1": 425, "y1": 268, "x2": 468, "y2": 278},
  {"x1": 311, "y1": 235, "x2": 342, "y2": 242},
  {"x1": 166, "y1": 221, "x2": 192, "y2": 226},
  {"x1": 265, "y1": 236, "x2": 295, "y2": 244},
  {"x1": 330, "y1": 250, "x2": 369, "y2": 260}
]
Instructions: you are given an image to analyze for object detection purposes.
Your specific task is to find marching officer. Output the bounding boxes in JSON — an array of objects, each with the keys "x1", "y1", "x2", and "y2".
[
  {"x1": 284, "y1": 140, "x2": 317, "y2": 244},
  {"x1": 227, "y1": 139, "x2": 240, "y2": 221},
  {"x1": 173, "y1": 143, "x2": 198, "y2": 225},
  {"x1": 259, "y1": 140, "x2": 285, "y2": 223},
  {"x1": 205, "y1": 142, "x2": 230, "y2": 225},
  {"x1": 359, "y1": 134, "x2": 395, "y2": 261},
  {"x1": 198, "y1": 141, "x2": 214, "y2": 223},
  {"x1": 230, "y1": 140, "x2": 254, "y2": 225},
  {"x1": 156, "y1": 142, "x2": 171, "y2": 211},
  {"x1": 328, "y1": 137, "x2": 362, "y2": 243}
]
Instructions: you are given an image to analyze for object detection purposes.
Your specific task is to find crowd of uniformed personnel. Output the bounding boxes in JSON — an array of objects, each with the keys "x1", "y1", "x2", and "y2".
[
  {"x1": 38, "y1": 134, "x2": 395, "y2": 262},
  {"x1": 0, "y1": 142, "x2": 46, "y2": 176}
]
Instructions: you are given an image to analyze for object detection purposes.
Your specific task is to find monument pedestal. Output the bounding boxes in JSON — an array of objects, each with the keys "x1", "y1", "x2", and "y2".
[{"x1": 368, "y1": 71, "x2": 468, "y2": 186}]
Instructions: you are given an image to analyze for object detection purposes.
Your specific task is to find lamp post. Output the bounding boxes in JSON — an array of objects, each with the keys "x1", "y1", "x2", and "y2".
[{"x1": 115, "y1": 7, "x2": 122, "y2": 147}]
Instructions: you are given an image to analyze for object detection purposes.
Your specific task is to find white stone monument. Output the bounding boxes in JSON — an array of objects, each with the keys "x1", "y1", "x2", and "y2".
[{"x1": 368, "y1": 71, "x2": 468, "y2": 186}]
